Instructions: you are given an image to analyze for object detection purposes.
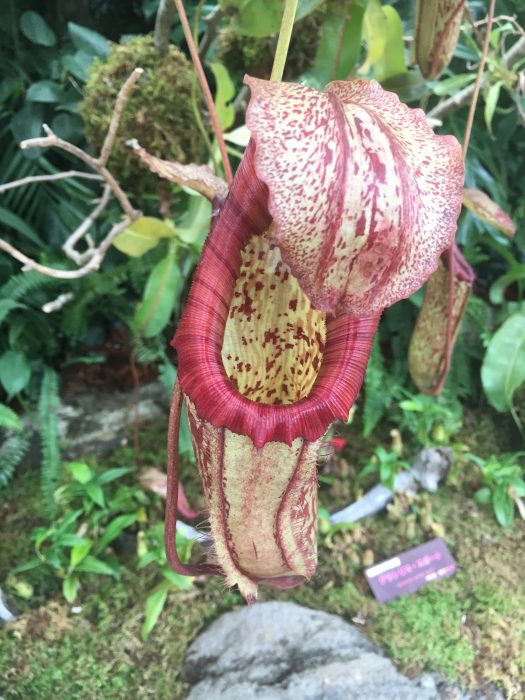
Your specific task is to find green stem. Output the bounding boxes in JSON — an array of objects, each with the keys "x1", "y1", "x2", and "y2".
[{"x1": 270, "y1": 0, "x2": 299, "y2": 82}]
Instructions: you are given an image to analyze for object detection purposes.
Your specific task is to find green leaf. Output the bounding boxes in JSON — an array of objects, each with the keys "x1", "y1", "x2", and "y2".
[
  {"x1": 492, "y1": 484, "x2": 514, "y2": 527},
  {"x1": 63, "y1": 575, "x2": 79, "y2": 603},
  {"x1": 113, "y1": 217, "x2": 175, "y2": 257},
  {"x1": 26, "y1": 81, "x2": 64, "y2": 103},
  {"x1": 0, "y1": 350, "x2": 31, "y2": 399},
  {"x1": 359, "y1": 0, "x2": 388, "y2": 75},
  {"x1": 74, "y1": 555, "x2": 119, "y2": 577},
  {"x1": 0, "y1": 206, "x2": 42, "y2": 245},
  {"x1": 67, "y1": 462, "x2": 93, "y2": 484},
  {"x1": 162, "y1": 567, "x2": 193, "y2": 590},
  {"x1": 432, "y1": 73, "x2": 476, "y2": 96},
  {"x1": 12, "y1": 558, "x2": 42, "y2": 574},
  {"x1": 0, "y1": 403, "x2": 23, "y2": 431},
  {"x1": 474, "y1": 487, "x2": 491, "y2": 505},
  {"x1": 310, "y1": 0, "x2": 365, "y2": 84},
  {"x1": 59, "y1": 534, "x2": 91, "y2": 547},
  {"x1": 69, "y1": 540, "x2": 93, "y2": 570},
  {"x1": 372, "y1": 5, "x2": 406, "y2": 82},
  {"x1": 20, "y1": 11, "x2": 56, "y2": 47},
  {"x1": 97, "y1": 467, "x2": 135, "y2": 485},
  {"x1": 484, "y1": 81, "x2": 503, "y2": 135},
  {"x1": 481, "y1": 313, "x2": 525, "y2": 415},
  {"x1": 210, "y1": 63, "x2": 235, "y2": 131},
  {"x1": 68, "y1": 22, "x2": 110, "y2": 58},
  {"x1": 96, "y1": 514, "x2": 138, "y2": 554},
  {"x1": 141, "y1": 583, "x2": 170, "y2": 639},
  {"x1": 86, "y1": 482, "x2": 105, "y2": 507},
  {"x1": 132, "y1": 245, "x2": 180, "y2": 338},
  {"x1": 489, "y1": 268, "x2": 525, "y2": 305},
  {"x1": 0, "y1": 300, "x2": 25, "y2": 326}
]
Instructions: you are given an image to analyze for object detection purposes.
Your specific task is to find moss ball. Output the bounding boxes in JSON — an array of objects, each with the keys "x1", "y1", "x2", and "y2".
[
  {"x1": 81, "y1": 35, "x2": 204, "y2": 196},
  {"x1": 216, "y1": 7, "x2": 326, "y2": 81}
]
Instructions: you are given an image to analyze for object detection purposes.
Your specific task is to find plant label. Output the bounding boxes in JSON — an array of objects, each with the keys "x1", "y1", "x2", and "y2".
[{"x1": 364, "y1": 538, "x2": 456, "y2": 603}]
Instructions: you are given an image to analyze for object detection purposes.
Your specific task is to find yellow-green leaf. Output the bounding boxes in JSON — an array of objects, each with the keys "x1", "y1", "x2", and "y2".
[
  {"x1": 359, "y1": 0, "x2": 388, "y2": 75},
  {"x1": 113, "y1": 217, "x2": 176, "y2": 258},
  {"x1": 132, "y1": 244, "x2": 180, "y2": 337},
  {"x1": 373, "y1": 5, "x2": 406, "y2": 82},
  {"x1": 210, "y1": 63, "x2": 235, "y2": 131}
]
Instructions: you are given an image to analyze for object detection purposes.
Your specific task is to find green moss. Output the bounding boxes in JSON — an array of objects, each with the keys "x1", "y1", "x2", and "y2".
[
  {"x1": 1, "y1": 415, "x2": 524, "y2": 698},
  {"x1": 80, "y1": 35, "x2": 204, "y2": 196}
]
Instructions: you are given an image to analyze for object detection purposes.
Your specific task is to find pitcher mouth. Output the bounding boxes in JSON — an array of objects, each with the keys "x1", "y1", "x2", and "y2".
[{"x1": 172, "y1": 141, "x2": 380, "y2": 448}]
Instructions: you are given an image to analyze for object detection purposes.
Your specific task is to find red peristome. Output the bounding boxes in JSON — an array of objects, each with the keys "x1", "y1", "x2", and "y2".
[{"x1": 172, "y1": 141, "x2": 379, "y2": 448}]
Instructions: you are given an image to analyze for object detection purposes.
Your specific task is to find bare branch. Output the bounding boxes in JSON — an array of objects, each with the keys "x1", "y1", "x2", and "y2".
[
  {"x1": 0, "y1": 217, "x2": 134, "y2": 279},
  {"x1": 42, "y1": 293, "x2": 74, "y2": 313},
  {"x1": 0, "y1": 69, "x2": 144, "y2": 279},
  {"x1": 99, "y1": 67, "x2": 144, "y2": 166},
  {"x1": 21, "y1": 126, "x2": 137, "y2": 219},
  {"x1": 154, "y1": 0, "x2": 177, "y2": 54},
  {"x1": 198, "y1": 7, "x2": 224, "y2": 60},
  {"x1": 0, "y1": 171, "x2": 103, "y2": 194},
  {"x1": 62, "y1": 185, "x2": 112, "y2": 264}
]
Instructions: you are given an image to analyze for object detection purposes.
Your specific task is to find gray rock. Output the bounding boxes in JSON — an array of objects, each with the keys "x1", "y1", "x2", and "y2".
[
  {"x1": 57, "y1": 381, "x2": 169, "y2": 459},
  {"x1": 184, "y1": 602, "x2": 439, "y2": 700}
]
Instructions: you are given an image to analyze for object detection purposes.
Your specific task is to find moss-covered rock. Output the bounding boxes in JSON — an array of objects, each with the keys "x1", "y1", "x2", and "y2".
[{"x1": 80, "y1": 35, "x2": 204, "y2": 196}]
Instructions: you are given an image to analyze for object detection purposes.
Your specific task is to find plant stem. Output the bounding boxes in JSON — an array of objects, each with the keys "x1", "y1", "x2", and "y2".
[
  {"x1": 173, "y1": 0, "x2": 233, "y2": 185},
  {"x1": 462, "y1": 0, "x2": 496, "y2": 161},
  {"x1": 270, "y1": 0, "x2": 299, "y2": 82}
]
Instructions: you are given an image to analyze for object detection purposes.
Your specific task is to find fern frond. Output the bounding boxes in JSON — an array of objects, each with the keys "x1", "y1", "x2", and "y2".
[
  {"x1": 38, "y1": 367, "x2": 61, "y2": 516},
  {"x1": 0, "y1": 433, "x2": 30, "y2": 487}
]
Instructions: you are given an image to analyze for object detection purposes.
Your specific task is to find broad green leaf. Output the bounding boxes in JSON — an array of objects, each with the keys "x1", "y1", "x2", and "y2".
[
  {"x1": 219, "y1": 0, "x2": 281, "y2": 36},
  {"x1": 218, "y1": 0, "x2": 323, "y2": 38},
  {"x1": 484, "y1": 81, "x2": 503, "y2": 135},
  {"x1": 210, "y1": 63, "x2": 235, "y2": 131},
  {"x1": 141, "y1": 583, "x2": 170, "y2": 639},
  {"x1": 492, "y1": 484, "x2": 514, "y2": 527},
  {"x1": 481, "y1": 313, "x2": 525, "y2": 414},
  {"x1": 63, "y1": 575, "x2": 79, "y2": 603},
  {"x1": 132, "y1": 245, "x2": 180, "y2": 338},
  {"x1": 67, "y1": 461, "x2": 93, "y2": 484},
  {"x1": 310, "y1": 0, "x2": 365, "y2": 84},
  {"x1": 113, "y1": 217, "x2": 175, "y2": 257},
  {"x1": 0, "y1": 350, "x2": 31, "y2": 399},
  {"x1": 372, "y1": 5, "x2": 406, "y2": 82},
  {"x1": 96, "y1": 514, "x2": 138, "y2": 554},
  {"x1": 26, "y1": 80, "x2": 64, "y2": 103},
  {"x1": 68, "y1": 22, "x2": 110, "y2": 58},
  {"x1": 86, "y1": 482, "x2": 105, "y2": 507},
  {"x1": 69, "y1": 540, "x2": 93, "y2": 570},
  {"x1": 74, "y1": 555, "x2": 119, "y2": 577},
  {"x1": 20, "y1": 11, "x2": 56, "y2": 47}
]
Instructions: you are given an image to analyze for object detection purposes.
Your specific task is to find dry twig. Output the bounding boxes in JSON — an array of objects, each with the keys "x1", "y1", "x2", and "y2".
[{"x1": 0, "y1": 70, "x2": 143, "y2": 280}]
